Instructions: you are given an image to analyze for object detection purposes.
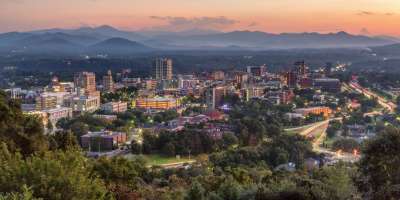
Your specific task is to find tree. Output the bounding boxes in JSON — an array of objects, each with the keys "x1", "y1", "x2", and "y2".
[
  {"x1": 0, "y1": 149, "x2": 111, "y2": 200},
  {"x1": 294, "y1": 97, "x2": 306, "y2": 108},
  {"x1": 0, "y1": 185, "x2": 41, "y2": 200},
  {"x1": 185, "y1": 181, "x2": 205, "y2": 200},
  {"x1": 358, "y1": 127, "x2": 400, "y2": 199},
  {"x1": 131, "y1": 140, "x2": 142, "y2": 154},
  {"x1": 217, "y1": 177, "x2": 242, "y2": 200},
  {"x1": 313, "y1": 165, "x2": 358, "y2": 200},
  {"x1": 222, "y1": 132, "x2": 239, "y2": 148},
  {"x1": 46, "y1": 121, "x2": 53, "y2": 133},
  {"x1": 48, "y1": 130, "x2": 79, "y2": 150},
  {"x1": 70, "y1": 121, "x2": 89, "y2": 138},
  {"x1": 162, "y1": 142, "x2": 176, "y2": 157},
  {"x1": 332, "y1": 138, "x2": 359, "y2": 153},
  {"x1": 266, "y1": 124, "x2": 281, "y2": 137},
  {"x1": 0, "y1": 90, "x2": 49, "y2": 155},
  {"x1": 92, "y1": 156, "x2": 147, "y2": 189},
  {"x1": 327, "y1": 120, "x2": 342, "y2": 138}
]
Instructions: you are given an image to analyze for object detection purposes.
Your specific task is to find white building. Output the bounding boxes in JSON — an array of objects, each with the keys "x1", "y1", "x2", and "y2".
[
  {"x1": 66, "y1": 95, "x2": 100, "y2": 113},
  {"x1": 44, "y1": 107, "x2": 73, "y2": 127}
]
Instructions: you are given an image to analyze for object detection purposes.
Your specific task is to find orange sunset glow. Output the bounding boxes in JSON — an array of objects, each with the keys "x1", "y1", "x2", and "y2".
[{"x1": 1, "y1": 0, "x2": 400, "y2": 35}]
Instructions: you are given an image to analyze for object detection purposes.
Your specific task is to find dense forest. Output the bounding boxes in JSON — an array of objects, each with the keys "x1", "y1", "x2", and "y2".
[{"x1": 0, "y1": 48, "x2": 378, "y2": 73}]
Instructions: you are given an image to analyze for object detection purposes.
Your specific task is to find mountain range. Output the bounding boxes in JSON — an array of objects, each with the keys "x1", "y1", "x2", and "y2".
[{"x1": 0, "y1": 25, "x2": 399, "y2": 55}]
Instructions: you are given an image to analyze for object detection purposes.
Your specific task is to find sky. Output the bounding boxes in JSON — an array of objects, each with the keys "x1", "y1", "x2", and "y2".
[{"x1": 1, "y1": 0, "x2": 400, "y2": 36}]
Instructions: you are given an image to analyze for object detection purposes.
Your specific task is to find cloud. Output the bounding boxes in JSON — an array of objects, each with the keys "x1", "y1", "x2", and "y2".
[
  {"x1": 149, "y1": 16, "x2": 238, "y2": 31},
  {"x1": 360, "y1": 28, "x2": 370, "y2": 35},
  {"x1": 247, "y1": 22, "x2": 258, "y2": 27},
  {"x1": 357, "y1": 11, "x2": 375, "y2": 16},
  {"x1": 357, "y1": 11, "x2": 396, "y2": 16}
]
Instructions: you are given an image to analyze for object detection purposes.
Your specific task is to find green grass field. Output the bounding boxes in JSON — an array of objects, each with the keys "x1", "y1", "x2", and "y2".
[{"x1": 124, "y1": 154, "x2": 195, "y2": 166}]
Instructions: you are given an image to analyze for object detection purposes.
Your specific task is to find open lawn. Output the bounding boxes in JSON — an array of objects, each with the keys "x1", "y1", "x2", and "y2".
[{"x1": 124, "y1": 154, "x2": 195, "y2": 166}]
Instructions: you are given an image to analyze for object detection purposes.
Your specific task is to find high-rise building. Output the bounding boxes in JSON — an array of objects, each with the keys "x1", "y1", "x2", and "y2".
[
  {"x1": 294, "y1": 61, "x2": 309, "y2": 77},
  {"x1": 103, "y1": 70, "x2": 114, "y2": 93},
  {"x1": 246, "y1": 65, "x2": 267, "y2": 77},
  {"x1": 211, "y1": 71, "x2": 225, "y2": 81},
  {"x1": 153, "y1": 58, "x2": 173, "y2": 80},
  {"x1": 74, "y1": 72, "x2": 97, "y2": 95},
  {"x1": 206, "y1": 86, "x2": 226, "y2": 109},
  {"x1": 324, "y1": 62, "x2": 333, "y2": 76},
  {"x1": 284, "y1": 71, "x2": 298, "y2": 88},
  {"x1": 241, "y1": 86, "x2": 265, "y2": 101},
  {"x1": 234, "y1": 72, "x2": 249, "y2": 88}
]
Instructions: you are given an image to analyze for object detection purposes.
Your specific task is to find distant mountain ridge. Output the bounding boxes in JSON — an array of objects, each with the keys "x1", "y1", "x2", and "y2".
[
  {"x1": 88, "y1": 37, "x2": 153, "y2": 54},
  {"x1": 371, "y1": 43, "x2": 400, "y2": 56},
  {"x1": 162, "y1": 31, "x2": 395, "y2": 49},
  {"x1": 0, "y1": 25, "x2": 398, "y2": 55}
]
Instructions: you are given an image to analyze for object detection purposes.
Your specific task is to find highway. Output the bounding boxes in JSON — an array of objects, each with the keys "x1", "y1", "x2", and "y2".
[
  {"x1": 298, "y1": 119, "x2": 360, "y2": 163},
  {"x1": 346, "y1": 81, "x2": 397, "y2": 113}
]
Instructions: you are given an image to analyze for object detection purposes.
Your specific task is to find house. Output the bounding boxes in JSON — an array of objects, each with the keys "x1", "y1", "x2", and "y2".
[
  {"x1": 205, "y1": 110, "x2": 225, "y2": 121},
  {"x1": 81, "y1": 131, "x2": 127, "y2": 152}
]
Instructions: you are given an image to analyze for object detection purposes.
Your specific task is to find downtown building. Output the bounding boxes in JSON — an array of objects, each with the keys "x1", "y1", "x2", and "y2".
[
  {"x1": 211, "y1": 71, "x2": 225, "y2": 81},
  {"x1": 153, "y1": 58, "x2": 173, "y2": 80},
  {"x1": 313, "y1": 78, "x2": 341, "y2": 93},
  {"x1": 294, "y1": 106, "x2": 332, "y2": 118},
  {"x1": 81, "y1": 131, "x2": 127, "y2": 152},
  {"x1": 74, "y1": 71, "x2": 100, "y2": 97},
  {"x1": 65, "y1": 95, "x2": 101, "y2": 114},
  {"x1": 101, "y1": 101, "x2": 128, "y2": 113},
  {"x1": 102, "y1": 70, "x2": 115, "y2": 93},
  {"x1": 206, "y1": 86, "x2": 227, "y2": 109},
  {"x1": 247, "y1": 65, "x2": 267, "y2": 77},
  {"x1": 135, "y1": 97, "x2": 181, "y2": 110}
]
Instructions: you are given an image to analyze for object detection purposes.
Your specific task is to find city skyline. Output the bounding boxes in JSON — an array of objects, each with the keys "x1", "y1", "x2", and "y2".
[{"x1": 1, "y1": 0, "x2": 400, "y2": 36}]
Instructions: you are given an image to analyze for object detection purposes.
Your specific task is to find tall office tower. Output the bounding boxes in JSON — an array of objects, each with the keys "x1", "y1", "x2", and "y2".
[
  {"x1": 74, "y1": 72, "x2": 99, "y2": 97},
  {"x1": 206, "y1": 86, "x2": 226, "y2": 109},
  {"x1": 103, "y1": 70, "x2": 114, "y2": 93},
  {"x1": 234, "y1": 72, "x2": 249, "y2": 89},
  {"x1": 324, "y1": 62, "x2": 333, "y2": 76},
  {"x1": 246, "y1": 65, "x2": 267, "y2": 77},
  {"x1": 285, "y1": 71, "x2": 298, "y2": 88},
  {"x1": 153, "y1": 58, "x2": 173, "y2": 80},
  {"x1": 294, "y1": 61, "x2": 309, "y2": 77}
]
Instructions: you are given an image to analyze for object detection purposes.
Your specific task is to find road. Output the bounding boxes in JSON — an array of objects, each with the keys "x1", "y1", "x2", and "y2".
[
  {"x1": 298, "y1": 119, "x2": 360, "y2": 163},
  {"x1": 346, "y1": 81, "x2": 397, "y2": 113}
]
